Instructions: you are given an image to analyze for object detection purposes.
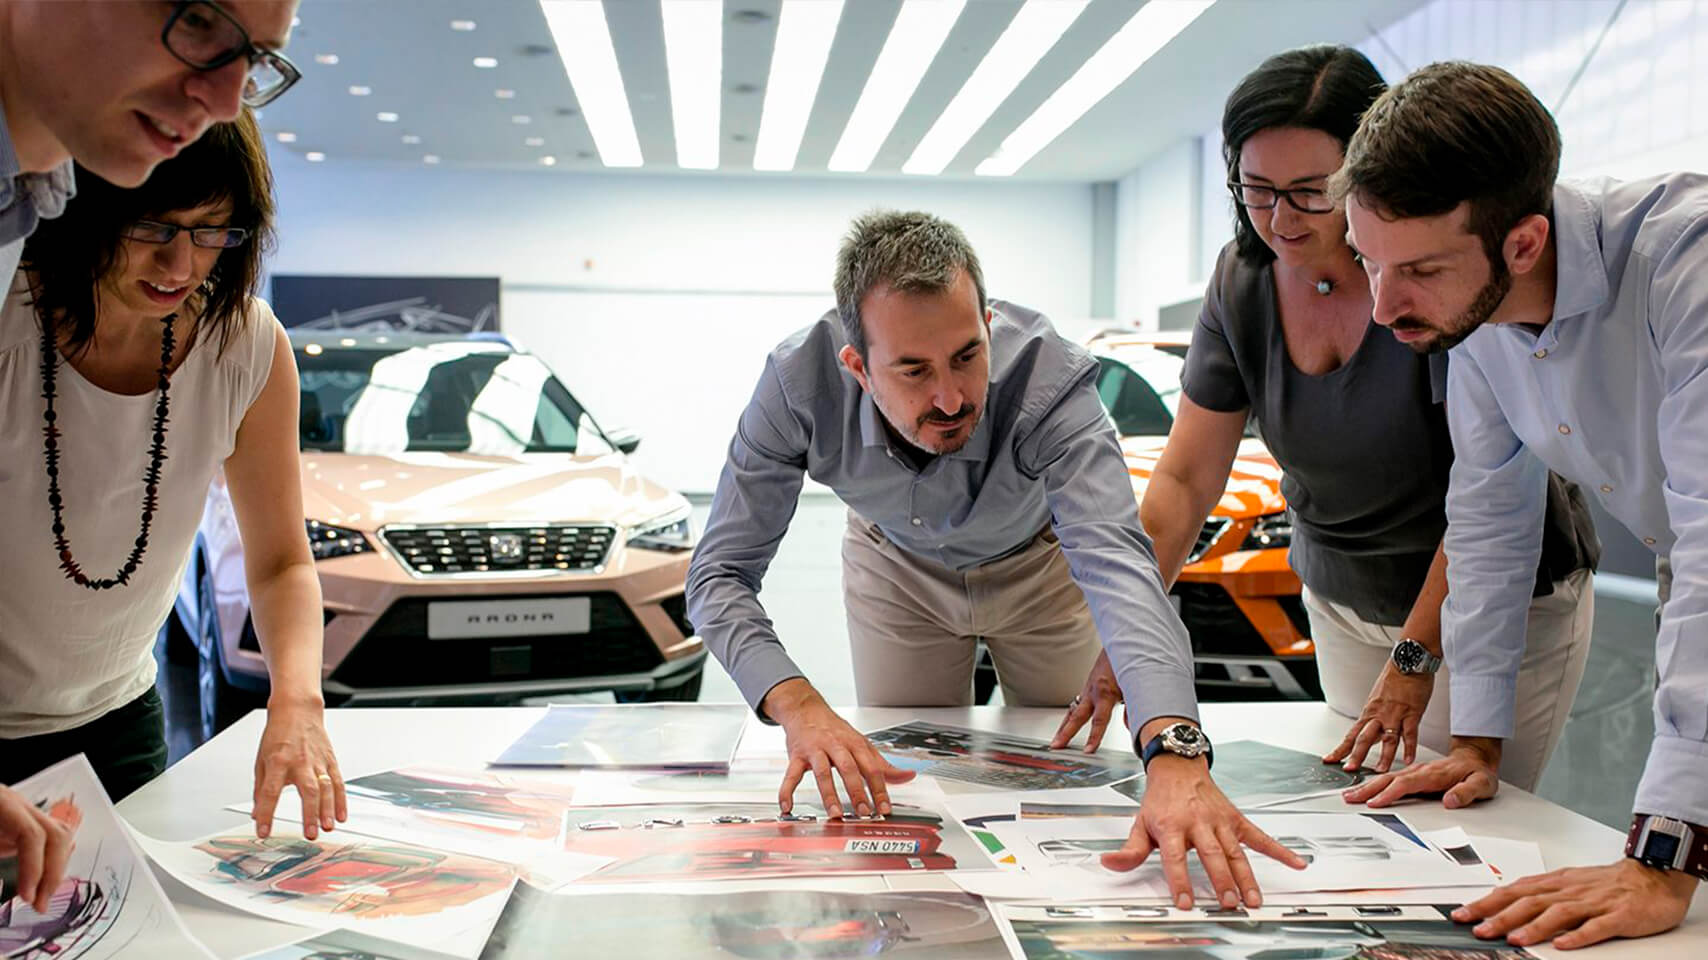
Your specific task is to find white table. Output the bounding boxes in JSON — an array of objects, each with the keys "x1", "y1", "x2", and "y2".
[{"x1": 119, "y1": 702, "x2": 1706, "y2": 959}]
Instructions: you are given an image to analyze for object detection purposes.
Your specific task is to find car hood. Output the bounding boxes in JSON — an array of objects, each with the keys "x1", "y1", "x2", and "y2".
[
  {"x1": 299, "y1": 452, "x2": 687, "y2": 531},
  {"x1": 1120, "y1": 436, "x2": 1287, "y2": 519}
]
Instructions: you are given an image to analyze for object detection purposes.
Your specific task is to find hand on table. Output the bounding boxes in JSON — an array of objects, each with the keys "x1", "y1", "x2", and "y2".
[
  {"x1": 1102, "y1": 748, "x2": 1307, "y2": 909},
  {"x1": 252, "y1": 698, "x2": 347, "y2": 841},
  {"x1": 1453, "y1": 858, "x2": 1698, "y2": 950},
  {"x1": 1342, "y1": 736, "x2": 1501, "y2": 809},
  {"x1": 0, "y1": 784, "x2": 77, "y2": 913},
  {"x1": 763, "y1": 678, "x2": 915, "y2": 819},
  {"x1": 1050, "y1": 649, "x2": 1124, "y2": 752},
  {"x1": 1323, "y1": 662, "x2": 1434, "y2": 773}
]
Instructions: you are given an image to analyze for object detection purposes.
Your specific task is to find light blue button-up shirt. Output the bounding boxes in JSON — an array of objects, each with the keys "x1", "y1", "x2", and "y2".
[
  {"x1": 1443, "y1": 175, "x2": 1708, "y2": 825},
  {"x1": 687, "y1": 301, "x2": 1199, "y2": 749},
  {"x1": 0, "y1": 98, "x2": 75, "y2": 283}
]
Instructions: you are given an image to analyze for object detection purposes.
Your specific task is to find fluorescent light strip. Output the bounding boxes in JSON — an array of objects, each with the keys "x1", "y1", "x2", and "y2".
[
  {"x1": 661, "y1": 0, "x2": 722, "y2": 170},
  {"x1": 827, "y1": 0, "x2": 965, "y2": 173},
  {"x1": 538, "y1": 1, "x2": 643, "y2": 168},
  {"x1": 753, "y1": 0, "x2": 845, "y2": 172},
  {"x1": 903, "y1": 0, "x2": 1088, "y2": 176},
  {"x1": 976, "y1": 0, "x2": 1215, "y2": 176}
]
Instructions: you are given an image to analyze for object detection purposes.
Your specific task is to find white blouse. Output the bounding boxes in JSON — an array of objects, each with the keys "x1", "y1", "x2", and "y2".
[{"x1": 0, "y1": 278, "x2": 278, "y2": 737}]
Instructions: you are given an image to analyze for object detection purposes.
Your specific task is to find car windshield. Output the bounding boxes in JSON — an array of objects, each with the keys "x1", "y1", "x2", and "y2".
[
  {"x1": 297, "y1": 343, "x2": 615, "y2": 455},
  {"x1": 1094, "y1": 344, "x2": 1256, "y2": 438}
]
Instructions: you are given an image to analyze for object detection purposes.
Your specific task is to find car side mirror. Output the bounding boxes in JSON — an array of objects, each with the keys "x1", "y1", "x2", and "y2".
[{"x1": 605, "y1": 426, "x2": 642, "y2": 454}]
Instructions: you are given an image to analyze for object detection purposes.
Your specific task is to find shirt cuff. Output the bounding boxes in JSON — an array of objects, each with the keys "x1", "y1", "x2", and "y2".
[
  {"x1": 1634, "y1": 734, "x2": 1708, "y2": 826},
  {"x1": 1448, "y1": 673, "x2": 1518, "y2": 741},
  {"x1": 729, "y1": 643, "x2": 807, "y2": 723},
  {"x1": 1121, "y1": 670, "x2": 1202, "y2": 758}
]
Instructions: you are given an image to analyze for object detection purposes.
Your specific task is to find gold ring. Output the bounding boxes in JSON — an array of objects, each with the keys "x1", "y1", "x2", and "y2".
[{"x1": 316, "y1": 773, "x2": 333, "y2": 783}]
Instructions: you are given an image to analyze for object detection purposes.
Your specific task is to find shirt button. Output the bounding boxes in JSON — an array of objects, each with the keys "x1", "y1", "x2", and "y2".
[
  {"x1": 911, "y1": 517, "x2": 922, "y2": 526},
  {"x1": 1644, "y1": 537, "x2": 1657, "y2": 546},
  {"x1": 1600, "y1": 484, "x2": 1614, "y2": 493},
  {"x1": 1534, "y1": 349, "x2": 1548, "y2": 359},
  {"x1": 1558, "y1": 424, "x2": 1571, "y2": 435}
]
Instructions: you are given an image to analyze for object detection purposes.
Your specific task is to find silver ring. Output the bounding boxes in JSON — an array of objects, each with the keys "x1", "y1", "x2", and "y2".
[
  {"x1": 1069, "y1": 695, "x2": 1083, "y2": 709},
  {"x1": 1380, "y1": 729, "x2": 1398, "y2": 742}
]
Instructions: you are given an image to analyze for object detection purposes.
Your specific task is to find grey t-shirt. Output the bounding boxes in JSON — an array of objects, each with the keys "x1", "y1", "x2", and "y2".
[{"x1": 1181, "y1": 244, "x2": 1597, "y2": 625}]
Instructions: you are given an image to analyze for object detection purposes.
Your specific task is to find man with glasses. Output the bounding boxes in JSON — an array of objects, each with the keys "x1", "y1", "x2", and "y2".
[{"x1": 0, "y1": 0, "x2": 299, "y2": 280}]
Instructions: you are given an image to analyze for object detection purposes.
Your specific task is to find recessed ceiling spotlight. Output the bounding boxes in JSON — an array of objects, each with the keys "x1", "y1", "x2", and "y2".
[
  {"x1": 511, "y1": 115, "x2": 532, "y2": 124},
  {"x1": 524, "y1": 136, "x2": 545, "y2": 147},
  {"x1": 495, "y1": 89, "x2": 516, "y2": 99},
  {"x1": 275, "y1": 131, "x2": 298, "y2": 143},
  {"x1": 473, "y1": 56, "x2": 498, "y2": 68},
  {"x1": 450, "y1": 19, "x2": 477, "y2": 31},
  {"x1": 401, "y1": 134, "x2": 422, "y2": 144},
  {"x1": 540, "y1": 156, "x2": 557, "y2": 166},
  {"x1": 305, "y1": 151, "x2": 326, "y2": 162},
  {"x1": 315, "y1": 53, "x2": 339, "y2": 65},
  {"x1": 348, "y1": 85, "x2": 371, "y2": 96},
  {"x1": 376, "y1": 111, "x2": 399, "y2": 122},
  {"x1": 423, "y1": 154, "x2": 441, "y2": 164}
]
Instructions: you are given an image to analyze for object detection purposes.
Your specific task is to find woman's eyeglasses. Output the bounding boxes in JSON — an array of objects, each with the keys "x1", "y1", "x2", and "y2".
[
  {"x1": 162, "y1": 1, "x2": 301, "y2": 108},
  {"x1": 122, "y1": 220, "x2": 250, "y2": 249},
  {"x1": 1227, "y1": 181, "x2": 1336, "y2": 214}
]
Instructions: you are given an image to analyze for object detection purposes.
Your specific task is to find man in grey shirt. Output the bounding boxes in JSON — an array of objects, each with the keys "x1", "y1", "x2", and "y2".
[
  {"x1": 689, "y1": 210, "x2": 1305, "y2": 910},
  {"x1": 0, "y1": 0, "x2": 302, "y2": 279}
]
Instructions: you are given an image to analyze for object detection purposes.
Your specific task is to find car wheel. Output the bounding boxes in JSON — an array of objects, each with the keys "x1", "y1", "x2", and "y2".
[
  {"x1": 194, "y1": 564, "x2": 253, "y2": 744},
  {"x1": 614, "y1": 667, "x2": 703, "y2": 703}
]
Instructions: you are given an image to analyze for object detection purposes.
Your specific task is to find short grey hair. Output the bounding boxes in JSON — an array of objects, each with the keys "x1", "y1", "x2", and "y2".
[{"x1": 833, "y1": 210, "x2": 987, "y2": 358}]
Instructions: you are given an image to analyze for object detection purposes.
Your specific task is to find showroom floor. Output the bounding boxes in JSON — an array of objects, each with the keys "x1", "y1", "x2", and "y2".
[{"x1": 159, "y1": 493, "x2": 1656, "y2": 830}]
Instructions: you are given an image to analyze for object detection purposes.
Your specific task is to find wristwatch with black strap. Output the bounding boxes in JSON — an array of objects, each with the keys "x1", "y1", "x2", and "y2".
[
  {"x1": 1625, "y1": 814, "x2": 1708, "y2": 881},
  {"x1": 1140, "y1": 722, "x2": 1213, "y2": 771}
]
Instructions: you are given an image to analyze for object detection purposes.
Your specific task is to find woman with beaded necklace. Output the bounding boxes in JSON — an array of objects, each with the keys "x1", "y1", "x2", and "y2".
[{"x1": 0, "y1": 109, "x2": 345, "y2": 843}]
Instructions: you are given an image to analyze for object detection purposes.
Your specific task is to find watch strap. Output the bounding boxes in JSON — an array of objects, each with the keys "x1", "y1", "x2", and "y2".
[
  {"x1": 1140, "y1": 726, "x2": 1213, "y2": 771},
  {"x1": 1625, "y1": 814, "x2": 1708, "y2": 880}
]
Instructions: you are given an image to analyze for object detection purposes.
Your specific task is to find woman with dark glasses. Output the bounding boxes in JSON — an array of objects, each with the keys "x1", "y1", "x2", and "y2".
[
  {"x1": 0, "y1": 110, "x2": 345, "y2": 844},
  {"x1": 1054, "y1": 46, "x2": 1598, "y2": 796}
]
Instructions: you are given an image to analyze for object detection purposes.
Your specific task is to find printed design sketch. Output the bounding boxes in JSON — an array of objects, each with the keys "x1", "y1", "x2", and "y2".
[
  {"x1": 1112, "y1": 740, "x2": 1373, "y2": 807},
  {"x1": 494, "y1": 704, "x2": 749, "y2": 769},
  {"x1": 865, "y1": 721, "x2": 1142, "y2": 790},
  {"x1": 1, "y1": 756, "x2": 213, "y2": 959},
  {"x1": 998, "y1": 902, "x2": 1536, "y2": 959},
  {"x1": 237, "y1": 927, "x2": 461, "y2": 960},
  {"x1": 558, "y1": 801, "x2": 988, "y2": 883},
  {"x1": 481, "y1": 883, "x2": 1005, "y2": 959}
]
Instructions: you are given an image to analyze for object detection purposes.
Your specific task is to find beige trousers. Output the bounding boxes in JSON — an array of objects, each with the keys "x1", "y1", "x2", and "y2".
[
  {"x1": 841, "y1": 512, "x2": 1103, "y2": 707},
  {"x1": 1306, "y1": 568, "x2": 1595, "y2": 792}
]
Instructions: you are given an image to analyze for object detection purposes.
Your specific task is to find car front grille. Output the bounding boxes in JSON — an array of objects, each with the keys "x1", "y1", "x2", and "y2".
[
  {"x1": 328, "y1": 591, "x2": 665, "y2": 690},
  {"x1": 1185, "y1": 517, "x2": 1232, "y2": 564},
  {"x1": 380, "y1": 524, "x2": 616, "y2": 577}
]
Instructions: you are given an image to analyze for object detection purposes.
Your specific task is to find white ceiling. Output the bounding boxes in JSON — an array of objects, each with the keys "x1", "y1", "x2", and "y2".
[{"x1": 264, "y1": 0, "x2": 1428, "y2": 181}]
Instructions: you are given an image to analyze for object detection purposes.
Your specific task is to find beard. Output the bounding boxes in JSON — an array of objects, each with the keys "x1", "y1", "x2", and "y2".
[
  {"x1": 1389, "y1": 258, "x2": 1512, "y2": 355},
  {"x1": 871, "y1": 390, "x2": 985, "y2": 457}
]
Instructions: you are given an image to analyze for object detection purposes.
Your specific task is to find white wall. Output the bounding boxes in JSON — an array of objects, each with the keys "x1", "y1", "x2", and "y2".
[
  {"x1": 266, "y1": 158, "x2": 1095, "y2": 492},
  {"x1": 1112, "y1": 137, "x2": 1203, "y2": 330}
]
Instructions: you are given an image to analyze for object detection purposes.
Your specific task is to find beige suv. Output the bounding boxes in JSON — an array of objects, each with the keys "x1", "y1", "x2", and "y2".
[{"x1": 158, "y1": 332, "x2": 703, "y2": 740}]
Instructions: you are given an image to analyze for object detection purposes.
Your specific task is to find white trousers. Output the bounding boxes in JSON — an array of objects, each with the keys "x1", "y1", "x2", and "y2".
[{"x1": 1305, "y1": 568, "x2": 1595, "y2": 792}]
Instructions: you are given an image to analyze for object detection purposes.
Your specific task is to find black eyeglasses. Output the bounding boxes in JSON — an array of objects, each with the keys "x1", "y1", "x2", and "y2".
[
  {"x1": 1227, "y1": 181, "x2": 1336, "y2": 214},
  {"x1": 123, "y1": 219, "x2": 251, "y2": 249},
  {"x1": 162, "y1": 1, "x2": 301, "y2": 108}
]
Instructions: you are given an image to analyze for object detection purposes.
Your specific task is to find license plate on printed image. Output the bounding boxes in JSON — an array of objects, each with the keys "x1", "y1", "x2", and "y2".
[
  {"x1": 427, "y1": 597, "x2": 591, "y2": 639},
  {"x1": 844, "y1": 839, "x2": 920, "y2": 855}
]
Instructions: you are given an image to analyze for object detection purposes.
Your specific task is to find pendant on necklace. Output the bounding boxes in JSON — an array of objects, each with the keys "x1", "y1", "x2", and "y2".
[{"x1": 1315, "y1": 279, "x2": 1334, "y2": 296}]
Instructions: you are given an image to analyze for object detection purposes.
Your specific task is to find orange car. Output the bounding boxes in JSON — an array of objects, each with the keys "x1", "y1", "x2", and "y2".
[
  {"x1": 158, "y1": 332, "x2": 704, "y2": 742},
  {"x1": 1085, "y1": 330, "x2": 1318, "y2": 701}
]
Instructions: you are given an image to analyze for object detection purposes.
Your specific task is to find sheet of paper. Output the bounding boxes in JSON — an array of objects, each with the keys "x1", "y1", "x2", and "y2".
[
  {"x1": 478, "y1": 879, "x2": 1007, "y2": 959},
  {"x1": 1112, "y1": 740, "x2": 1376, "y2": 808},
  {"x1": 492, "y1": 704, "x2": 749, "y2": 769},
  {"x1": 137, "y1": 827, "x2": 518, "y2": 951},
  {"x1": 229, "y1": 766, "x2": 580, "y2": 864},
  {"x1": 235, "y1": 927, "x2": 463, "y2": 959},
  {"x1": 571, "y1": 766, "x2": 949, "y2": 810},
  {"x1": 1467, "y1": 835, "x2": 1547, "y2": 884},
  {"x1": 864, "y1": 721, "x2": 1143, "y2": 791},
  {"x1": 1, "y1": 755, "x2": 216, "y2": 960}
]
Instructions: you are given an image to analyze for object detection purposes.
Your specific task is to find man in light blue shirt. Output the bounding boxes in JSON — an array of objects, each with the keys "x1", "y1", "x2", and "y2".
[
  {"x1": 690, "y1": 210, "x2": 1306, "y2": 910},
  {"x1": 1333, "y1": 62, "x2": 1706, "y2": 950}
]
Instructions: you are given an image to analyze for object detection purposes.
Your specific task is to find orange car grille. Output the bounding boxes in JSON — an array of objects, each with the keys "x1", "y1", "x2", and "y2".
[
  {"x1": 1186, "y1": 517, "x2": 1232, "y2": 564},
  {"x1": 380, "y1": 525, "x2": 616, "y2": 576}
]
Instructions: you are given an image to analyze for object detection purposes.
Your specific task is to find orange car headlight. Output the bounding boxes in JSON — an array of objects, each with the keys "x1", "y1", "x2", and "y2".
[
  {"x1": 1240, "y1": 512, "x2": 1293, "y2": 551},
  {"x1": 306, "y1": 519, "x2": 372, "y2": 561}
]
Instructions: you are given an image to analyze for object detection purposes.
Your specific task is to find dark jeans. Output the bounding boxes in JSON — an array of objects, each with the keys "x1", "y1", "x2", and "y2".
[{"x1": 0, "y1": 687, "x2": 168, "y2": 802}]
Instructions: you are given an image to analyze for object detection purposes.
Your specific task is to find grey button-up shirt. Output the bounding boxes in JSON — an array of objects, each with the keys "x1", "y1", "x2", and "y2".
[
  {"x1": 1443, "y1": 176, "x2": 1708, "y2": 825},
  {"x1": 687, "y1": 301, "x2": 1199, "y2": 749},
  {"x1": 0, "y1": 98, "x2": 76, "y2": 283}
]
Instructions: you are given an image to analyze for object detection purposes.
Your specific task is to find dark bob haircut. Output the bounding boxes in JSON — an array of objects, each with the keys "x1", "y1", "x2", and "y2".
[
  {"x1": 22, "y1": 108, "x2": 275, "y2": 357},
  {"x1": 1222, "y1": 44, "x2": 1386, "y2": 263}
]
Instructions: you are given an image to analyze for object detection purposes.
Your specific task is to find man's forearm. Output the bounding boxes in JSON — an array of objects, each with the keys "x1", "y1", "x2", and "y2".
[{"x1": 1399, "y1": 542, "x2": 1449, "y2": 657}]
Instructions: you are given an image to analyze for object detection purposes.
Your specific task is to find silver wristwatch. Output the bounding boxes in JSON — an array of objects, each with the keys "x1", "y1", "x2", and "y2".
[{"x1": 1391, "y1": 637, "x2": 1443, "y2": 675}]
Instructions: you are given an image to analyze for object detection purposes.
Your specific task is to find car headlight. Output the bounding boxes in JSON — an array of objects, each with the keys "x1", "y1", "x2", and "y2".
[
  {"x1": 1240, "y1": 512, "x2": 1293, "y2": 551},
  {"x1": 306, "y1": 520, "x2": 372, "y2": 561},
  {"x1": 626, "y1": 508, "x2": 694, "y2": 552}
]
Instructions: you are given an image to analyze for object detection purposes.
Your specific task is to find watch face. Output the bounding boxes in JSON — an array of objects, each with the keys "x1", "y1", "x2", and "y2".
[
  {"x1": 1645, "y1": 832, "x2": 1682, "y2": 865},
  {"x1": 1164, "y1": 725, "x2": 1206, "y2": 755},
  {"x1": 1394, "y1": 641, "x2": 1423, "y2": 673}
]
